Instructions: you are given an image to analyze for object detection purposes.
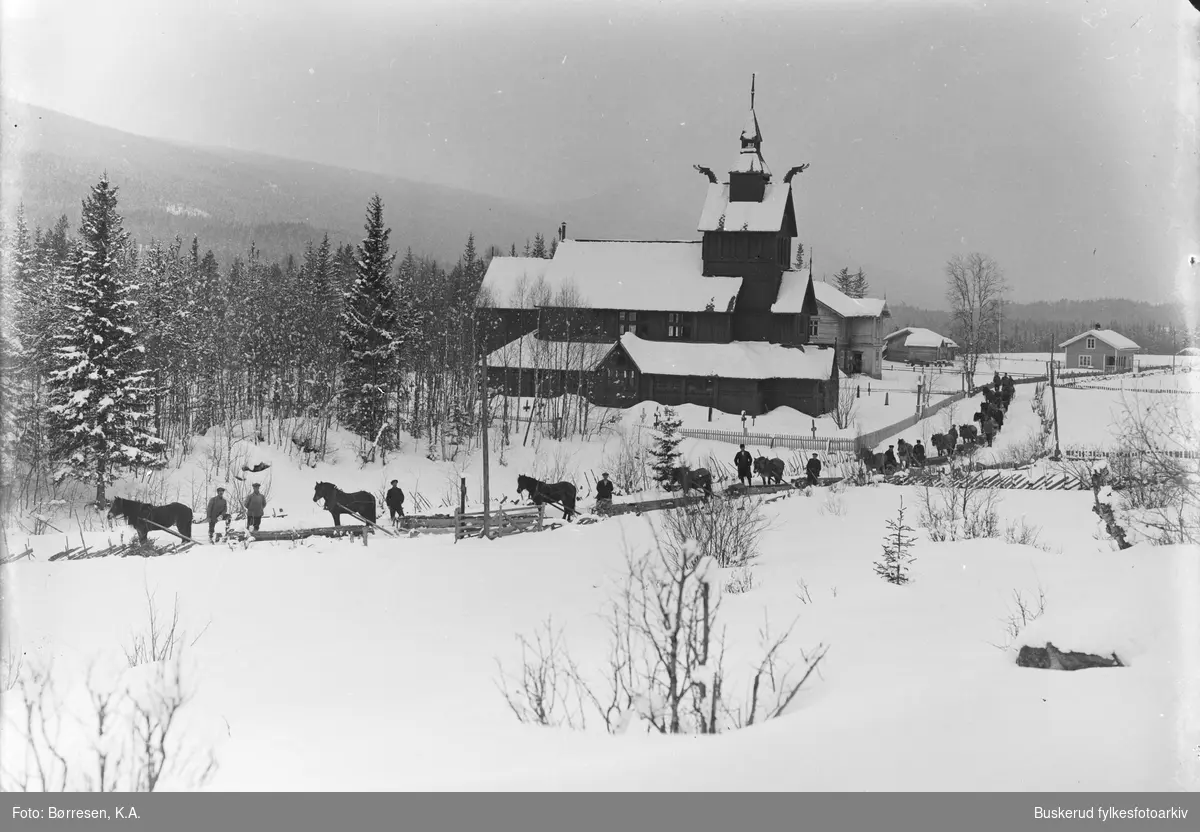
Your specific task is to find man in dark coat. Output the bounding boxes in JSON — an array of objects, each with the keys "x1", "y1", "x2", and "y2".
[
  {"x1": 947, "y1": 424, "x2": 959, "y2": 452},
  {"x1": 385, "y1": 479, "x2": 405, "y2": 524},
  {"x1": 207, "y1": 487, "x2": 229, "y2": 542},
  {"x1": 804, "y1": 453, "x2": 822, "y2": 487},
  {"x1": 993, "y1": 371, "x2": 1002, "y2": 389},
  {"x1": 982, "y1": 415, "x2": 997, "y2": 446},
  {"x1": 883, "y1": 445, "x2": 899, "y2": 473},
  {"x1": 912, "y1": 440, "x2": 926, "y2": 466},
  {"x1": 244, "y1": 483, "x2": 267, "y2": 532},
  {"x1": 595, "y1": 472, "x2": 614, "y2": 511},
  {"x1": 734, "y1": 444, "x2": 753, "y2": 487}
]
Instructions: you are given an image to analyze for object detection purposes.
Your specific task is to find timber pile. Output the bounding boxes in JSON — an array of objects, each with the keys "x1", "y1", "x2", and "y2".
[
  {"x1": 49, "y1": 539, "x2": 195, "y2": 562},
  {"x1": 246, "y1": 525, "x2": 367, "y2": 542},
  {"x1": 883, "y1": 467, "x2": 1088, "y2": 491},
  {"x1": 1017, "y1": 642, "x2": 1124, "y2": 671}
]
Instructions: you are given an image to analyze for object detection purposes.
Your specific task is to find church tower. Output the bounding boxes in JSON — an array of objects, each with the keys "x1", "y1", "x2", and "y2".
[{"x1": 695, "y1": 76, "x2": 806, "y2": 341}]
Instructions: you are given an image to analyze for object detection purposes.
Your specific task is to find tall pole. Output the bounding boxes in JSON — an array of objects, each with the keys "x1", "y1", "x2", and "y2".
[
  {"x1": 997, "y1": 296, "x2": 1002, "y2": 356},
  {"x1": 1048, "y1": 331, "x2": 1061, "y2": 461},
  {"x1": 481, "y1": 350, "x2": 491, "y2": 537}
]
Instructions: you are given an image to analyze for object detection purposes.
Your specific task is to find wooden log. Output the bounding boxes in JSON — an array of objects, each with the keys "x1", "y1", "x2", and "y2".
[
  {"x1": 1016, "y1": 642, "x2": 1124, "y2": 670},
  {"x1": 248, "y1": 525, "x2": 367, "y2": 542}
]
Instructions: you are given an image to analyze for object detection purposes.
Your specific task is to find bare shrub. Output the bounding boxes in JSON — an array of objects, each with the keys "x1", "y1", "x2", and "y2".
[
  {"x1": 999, "y1": 430, "x2": 1049, "y2": 467},
  {"x1": 494, "y1": 618, "x2": 591, "y2": 729},
  {"x1": 723, "y1": 567, "x2": 756, "y2": 595},
  {"x1": 795, "y1": 578, "x2": 813, "y2": 605},
  {"x1": 1003, "y1": 518, "x2": 1049, "y2": 550},
  {"x1": 1, "y1": 652, "x2": 218, "y2": 792},
  {"x1": 1108, "y1": 392, "x2": 1200, "y2": 545},
  {"x1": 831, "y1": 378, "x2": 858, "y2": 430},
  {"x1": 818, "y1": 492, "x2": 846, "y2": 517},
  {"x1": 495, "y1": 536, "x2": 827, "y2": 736},
  {"x1": 990, "y1": 586, "x2": 1048, "y2": 651},
  {"x1": 601, "y1": 431, "x2": 648, "y2": 494},
  {"x1": 2, "y1": 636, "x2": 23, "y2": 692},
  {"x1": 531, "y1": 442, "x2": 578, "y2": 486},
  {"x1": 658, "y1": 494, "x2": 771, "y2": 569},
  {"x1": 123, "y1": 589, "x2": 183, "y2": 668},
  {"x1": 918, "y1": 483, "x2": 999, "y2": 542}
]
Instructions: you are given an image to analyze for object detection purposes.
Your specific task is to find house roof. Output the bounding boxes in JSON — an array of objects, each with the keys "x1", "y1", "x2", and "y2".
[
  {"x1": 484, "y1": 332, "x2": 616, "y2": 372},
  {"x1": 770, "y1": 270, "x2": 819, "y2": 315},
  {"x1": 475, "y1": 257, "x2": 554, "y2": 309},
  {"x1": 618, "y1": 333, "x2": 835, "y2": 380},
  {"x1": 811, "y1": 280, "x2": 889, "y2": 318},
  {"x1": 697, "y1": 181, "x2": 797, "y2": 235},
  {"x1": 523, "y1": 239, "x2": 743, "y2": 312},
  {"x1": 1058, "y1": 329, "x2": 1140, "y2": 351},
  {"x1": 884, "y1": 327, "x2": 958, "y2": 349}
]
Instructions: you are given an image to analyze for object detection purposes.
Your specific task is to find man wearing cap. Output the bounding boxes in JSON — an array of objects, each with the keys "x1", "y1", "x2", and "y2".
[
  {"x1": 805, "y1": 453, "x2": 822, "y2": 487},
  {"x1": 386, "y1": 479, "x2": 406, "y2": 525},
  {"x1": 207, "y1": 487, "x2": 229, "y2": 542},
  {"x1": 244, "y1": 483, "x2": 267, "y2": 532},
  {"x1": 595, "y1": 472, "x2": 614, "y2": 512}
]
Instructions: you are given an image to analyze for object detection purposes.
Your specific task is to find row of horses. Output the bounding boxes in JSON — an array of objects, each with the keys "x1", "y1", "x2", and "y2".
[{"x1": 105, "y1": 456, "x2": 793, "y2": 543}]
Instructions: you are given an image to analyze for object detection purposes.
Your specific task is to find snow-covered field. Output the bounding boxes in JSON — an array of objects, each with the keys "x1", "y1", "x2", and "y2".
[{"x1": 3, "y1": 416, "x2": 1198, "y2": 792}]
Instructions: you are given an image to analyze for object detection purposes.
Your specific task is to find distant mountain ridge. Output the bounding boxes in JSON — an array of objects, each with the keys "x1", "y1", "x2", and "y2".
[{"x1": 0, "y1": 98, "x2": 570, "y2": 266}]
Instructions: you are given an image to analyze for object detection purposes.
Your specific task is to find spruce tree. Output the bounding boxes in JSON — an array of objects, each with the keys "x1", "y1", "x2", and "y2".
[
  {"x1": 649, "y1": 406, "x2": 684, "y2": 489},
  {"x1": 531, "y1": 233, "x2": 547, "y2": 258},
  {"x1": 834, "y1": 267, "x2": 855, "y2": 297},
  {"x1": 850, "y1": 268, "x2": 869, "y2": 299},
  {"x1": 793, "y1": 241, "x2": 806, "y2": 271},
  {"x1": 338, "y1": 194, "x2": 402, "y2": 445},
  {"x1": 46, "y1": 175, "x2": 164, "y2": 502},
  {"x1": 874, "y1": 498, "x2": 918, "y2": 584}
]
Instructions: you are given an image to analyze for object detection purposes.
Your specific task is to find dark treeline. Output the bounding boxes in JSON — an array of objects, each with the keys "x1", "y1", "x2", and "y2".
[
  {"x1": 0, "y1": 175, "x2": 560, "y2": 515},
  {"x1": 889, "y1": 299, "x2": 1199, "y2": 356}
]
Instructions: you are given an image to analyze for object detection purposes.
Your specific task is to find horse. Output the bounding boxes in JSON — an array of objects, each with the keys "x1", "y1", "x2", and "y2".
[
  {"x1": 931, "y1": 432, "x2": 953, "y2": 458},
  {"x1": 669, "y1": 465, "x2": 713, "y2": 497},
  {"x1": 959, "y1": 424, "x2": 980, "y2": 445},
  {"x1": 753, "y1": 455, "x2": 786, "y2": 486},
  {"x1": 313, "y1": 481, "x2": 378, "y2": 526},
  {"x1": 107, "y1": 496, "x2": 194, "y2": 544},
  {"x1": 517, "y1": 474, "x2": 577, "y2": 520},
  {"x1": 857, "y1": 447, "x2": 890, "y2": 475}
]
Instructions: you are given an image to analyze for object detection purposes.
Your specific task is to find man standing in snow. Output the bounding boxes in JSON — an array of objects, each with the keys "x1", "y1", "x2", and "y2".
[
  {"x1": 805, "y1": 453, "x2": 822, "y2": 487},
  {"x1": 883, "y1": 445, "x2": 899, "y2": 473},
  {"x1": 385, "y1": 479, "x2": 406, "y2": 525},
  {"x1": 912, "y1": 440, "x2": 927, "y2": 466},
  {"x1": 244, "y1": 483, "x2": 267, "y2": 532},
  {"x1": 207, "y1": 487, "x2": 229, "y2": 543},
  {"x1": 595, "y1": 472, "x2": 614, "y2": 512},
  {"x1": 734, "y1": 444, "x2": 753, "y2": 487}
]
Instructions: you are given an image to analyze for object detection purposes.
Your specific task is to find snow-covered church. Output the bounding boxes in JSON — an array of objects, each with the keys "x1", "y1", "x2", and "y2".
[{"x1": 477, "y1": 88, "x2": 842, "y2": 418}]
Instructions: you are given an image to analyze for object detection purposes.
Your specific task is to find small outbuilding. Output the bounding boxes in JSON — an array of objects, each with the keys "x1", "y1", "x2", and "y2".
[
  {"x1": 1058, "y1": 325, "x2": 1140, "y2": 371},
  {"x1": 883, "y1": 327, "x2": 958, "y2": 364}
]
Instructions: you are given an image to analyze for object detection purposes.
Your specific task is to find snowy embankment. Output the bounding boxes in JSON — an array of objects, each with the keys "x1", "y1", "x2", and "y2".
[{"x1": 3, "y1": 480, "x2": 1197, "y2": 791}]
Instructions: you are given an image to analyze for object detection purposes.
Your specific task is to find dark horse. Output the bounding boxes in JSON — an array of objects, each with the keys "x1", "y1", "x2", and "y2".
[
  {"x1": 107, "y1": 496, "x2": 194, "y2": 544},
  {"x1": 517, "y1": 474, "x2": 577, "y2": 520},
  {"x1": 669, "y1": 465, "x2": 713, "y2": 497},
  {"x1": 753, "y1": 455, "x2": 786, "y2": 486},
  {"x1": 313, "y1": 481, "x2": 377, "y2": 526},
  {"x1": 857, "y1": 447, "x2": 896, "y2": 475}
]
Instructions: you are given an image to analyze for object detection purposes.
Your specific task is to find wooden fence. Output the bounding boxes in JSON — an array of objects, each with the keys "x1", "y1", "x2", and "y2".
[{"x1": 454, "y1": 504, "x2": 545, "y2": 541}]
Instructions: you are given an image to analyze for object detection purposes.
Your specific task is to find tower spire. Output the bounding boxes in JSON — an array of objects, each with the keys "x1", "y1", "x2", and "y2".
[{"x1": 751, "y1": 73, "x2": 756, "y2": 111}]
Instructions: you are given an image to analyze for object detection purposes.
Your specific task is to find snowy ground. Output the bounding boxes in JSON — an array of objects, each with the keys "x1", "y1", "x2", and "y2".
[{"x1": 3, "y1": 420, "x2": 1198, "y2": 792}]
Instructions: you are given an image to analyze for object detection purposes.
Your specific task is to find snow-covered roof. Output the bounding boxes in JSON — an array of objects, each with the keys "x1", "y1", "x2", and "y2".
[
  {"x1": 475, "y1": 257, "x2": 554, "y2": 309},
  {"x1": 1058, "y1": 329, "x2": 1140, "y2": 351},
  {"x1": 484, "y1": 332, "x2": 616, "y2": 372},
  {"x1": 771, "y1": 270, "x2": 816, "y2": 314},
  {"x1": 812, "y1": 281, "x2": 889, "y2": 318},
  {"x1": 532, "y1": 239, "x2": 742, "y2": 312},
  {"x1": 697, "y1": 181, "x2": 794, "y2": 233},
  {"x1": 884, "y1": 327, "x2": 958, "y2": 349},
  {"x1": 619, "y1": 333, "x2": 834, "y2": 380}
]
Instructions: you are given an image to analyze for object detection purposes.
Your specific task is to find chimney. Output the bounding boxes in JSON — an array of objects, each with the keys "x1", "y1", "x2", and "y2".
[
  {"x1": 1094, "y1": 322, "x2": 1101, "y2": 330},
  {"x1": 559, "y1": 222, "x2": 567, "y2": 242}
]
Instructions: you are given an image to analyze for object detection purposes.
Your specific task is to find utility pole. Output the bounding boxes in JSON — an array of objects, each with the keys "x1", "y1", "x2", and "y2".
[
  {"x1": 997, "y1": 296, "x2": 1003, "y2": 356},
  {"x1": 481, "y1": 349, "x2": 491, "y2": 538},
  {"x1": 1048, "y1": 331, "x2": 1061, "y2": 461}
]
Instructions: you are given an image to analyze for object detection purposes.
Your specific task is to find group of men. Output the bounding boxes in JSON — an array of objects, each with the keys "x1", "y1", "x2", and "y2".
[
  {"x1": 203, "y1": 478, "x2": 409, "y2": 543},
  {"x1": 734, "y1": 444, "x2": 825, "y2": 488},
  {"x1": 204, "y1": 482, "x2": 267, "y2": 542}
]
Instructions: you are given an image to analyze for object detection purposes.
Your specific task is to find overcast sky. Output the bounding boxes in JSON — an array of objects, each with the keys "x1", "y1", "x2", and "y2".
[{"x1": 2, "y1": 0, "x2": 1196, "y2": 308}]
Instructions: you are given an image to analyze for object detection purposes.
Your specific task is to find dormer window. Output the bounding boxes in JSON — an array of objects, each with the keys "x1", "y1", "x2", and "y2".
[
  {"x1": 809, "y1": 319, "x2": 820, "y2": 338},
  {"x1": 1085, "y1": 337, "x2": 1096, "y2": 350}
]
